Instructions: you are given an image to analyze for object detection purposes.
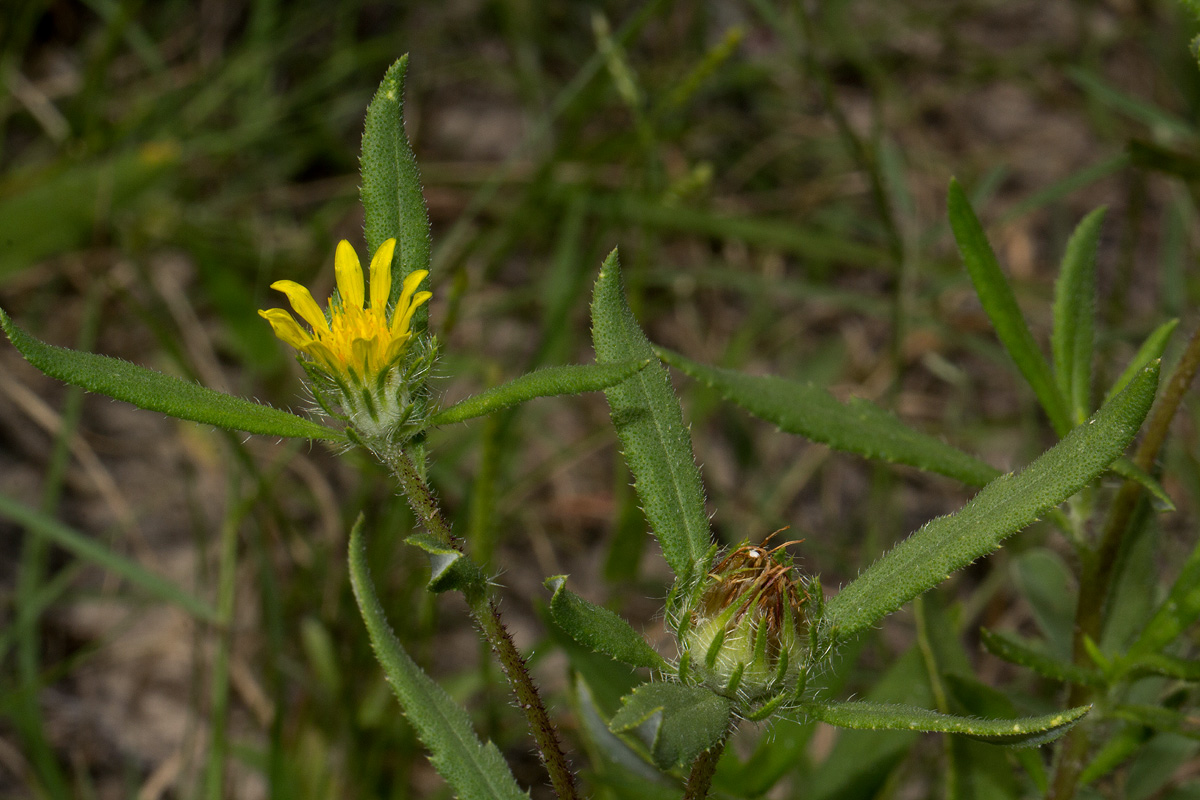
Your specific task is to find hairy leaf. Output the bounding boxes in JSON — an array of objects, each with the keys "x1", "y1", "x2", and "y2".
[
  {"x1": 1105, "y1": 319, "x2": 1178, "y2": 404},
  {"x1": 1053, "y1": 207, "x2": 1105, "y2": 422},
  {"x1": 348, "y1": 518, "x2": 529, "y2": 800},
  {"x1": 590, "y1": 250, "x2": 711, "y2": 581},
  {"x1": 979, "y1": 629, "x2": 1101, "y2": 686},
  {"x1": 430, "y1": 361, "x2": 648, "y2": 427},
  {"x1": 360, "y1": 55, "x2": 432, "y2": 318},
  {"x1": 948, "y1": 178, "x2": 1072, "y2": 434},
  {"x1": 658, "y1": 347, "x2": 999, "y2": 486},
  {"x1": 806, "y1": 700, "x2": 1090, "y2": 747},
  {"x1": 0, "y1": 307, "x2": 341, "y2": 441},
  {"x1": 610, "y1": 682, "x2": 732, "y2": 769},
  {"x1": 545, "y1": 576, "x2": 669, "y2": 671},
  {"x1": 827, "y1": 362, "x2": 1158, "y2": 637}
]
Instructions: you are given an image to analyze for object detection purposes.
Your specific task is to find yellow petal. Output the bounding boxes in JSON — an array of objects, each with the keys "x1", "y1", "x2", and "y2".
[
  {"x1": 391, "y1": 271, "x2": 429, "y2": 334},
  {"x1": 394, "y1": 290, "x2": 432, "y2": 336},
  {"x1": 351, "y1": 338, "x2": 373, "y2": 377},
  {"x1": 258, "y1": 308, "x2": 313, "y2": 350},
  {"x1": 302, "y1": 340, "x2": 342, "y2": 373},
  {"x1": 270, "y1": 280, "x2": 330, "y2": 334},
  {"x1": 335, "y1": 240, "x2": 365, "y2": 310},
  {"x1": 369, "y1": 239, "x2": 397, "y2": 313},
  {"x1": 381, "y1": 331, "x2": 412, "y2": 365}
]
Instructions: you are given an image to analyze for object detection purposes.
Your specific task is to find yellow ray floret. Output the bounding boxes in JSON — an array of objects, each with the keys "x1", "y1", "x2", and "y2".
[{"x1": 258, "y1": 239, "x2": 431, "y2": 380}]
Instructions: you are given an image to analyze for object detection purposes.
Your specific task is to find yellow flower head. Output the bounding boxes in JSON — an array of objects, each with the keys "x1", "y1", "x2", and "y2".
[{"x1": 258, "y1": 239, "x2": 431, "y2": 381}]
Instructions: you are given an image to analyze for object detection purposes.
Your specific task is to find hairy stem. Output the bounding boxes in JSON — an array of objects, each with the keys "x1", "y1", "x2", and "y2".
[
  {"x1": 1050, "y1": 326, "x2": 1200, "y2": 800},
  {"x1": 385, "y1": 447, "x2": 580, "y2": 800},
  {"x1": 683, "y1": 736, "x2": 730, "y2": 800}
]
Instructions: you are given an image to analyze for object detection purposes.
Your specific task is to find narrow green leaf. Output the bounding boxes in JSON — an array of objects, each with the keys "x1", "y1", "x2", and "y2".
[
  {"x1": 1111, "y1": 456, "x2": 1174, "y2": 511},
  {"x1": 430, "y1": 361, "x2": 649, "y2": 427},
  {"x1": 1120, "y1": 653, "x2": 1200, "y2": 681},
  {"x1": 658, "y1": 347, "x2": 999, "y2": 487},
  {"x1": 1105, "y1": 318, "x2": 1179, "y2": 404},
  {"x1": 979, "y1": 629, "x2": 1101, "y2": 686},
  {"x1": 405, "y1": 532, "x2": 488, "y2": 601},
  {"x1": 1079, "y1": 724, "x2": 1151, "y2": 786},
  {"x1": 610, "y1": 682, "x2": 732, "y2": 769},
  {"x1": 1111, "y1": 705, "x2": 1200, "y2": 739},
  {"x1": 1, "y1": 308, "x2": 341, "y2": 441},
  {"x1": 806, "y1": 700, "x2": 1090, "y2": 747},
  {"x1": 1126, "y1": 533, "x2": 1200, "y2": 659},
  {"x1": 348, "y1": 518, "x2": 529, "y2": 800},
  {"x1": 1052, "y1": 207, "x2": 1105, "y2": 423},
  {"x1": 0, "y1": 494, "x2": 218, "y2": 623},
  {"x1": 827, "y1": 362, "x2": 1159, "y2": 637},
  {"x1": 360, "y1": 56, "x2": 432, "y2": 318},
  {"x1": 947, "y1": 178, "x2": 1072, "y2": 434},
  {"x1": 590, "y1": 250, "x2": 711, "y2": 581},
  {"x1": 545, "y1": 576, "x2": 670, "y2": 671}
]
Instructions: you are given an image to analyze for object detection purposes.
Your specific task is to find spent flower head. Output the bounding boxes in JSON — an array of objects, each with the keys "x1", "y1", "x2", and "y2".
[
  {"x1": 676, "y1": 534, "x2": 818, "y2": 713},
  {"x1": 259, "y1": 238, "x2": 436, "y2": 446}
]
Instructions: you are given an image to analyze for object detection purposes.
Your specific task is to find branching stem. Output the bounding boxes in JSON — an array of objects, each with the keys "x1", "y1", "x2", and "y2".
[{"x1": 384, "y1": 447, "x2": 580, "y2": 800}]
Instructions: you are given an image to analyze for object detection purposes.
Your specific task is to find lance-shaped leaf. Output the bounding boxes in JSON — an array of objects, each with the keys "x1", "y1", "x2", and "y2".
[
  {"x1": 948, "y1": 178, "x2": 1072, "y2": 435},
  {"x1": 0, "y1": 308, "x2": 341, "y2": 442},
  {"x1": 1118, "y1": 653, "x2": 1200, "y2": 681},
  {"x1": 430, "y1": 361, "x2": 649, "y2": 427},
  {"x1": 805, "y1": 701, "x2": 1090, "y2": 747},
  {"x1": 1111, "y1": 705, "x2": 1200, "y2": 739},
  {"x1": 1106, "y1": 318, "x2": 1178, "y2": 404},
  {"x1": 609, "y1": 682, "x2": 732, "y2": 769},
  {"x1": 658, "y1": 348, "x2": 999, "y2": 487},
  {"x1": 827, "y1": 362, "x2": 1159, "y2": 637},
  {"x1": 545, "y1": 576, "x2": 670, "y2": 671},
  {"x1": 360, "y1": 55, "x2": 432, "y2": 317},
  {"x1": 590, "y1": 250, "x2": 711, "y2": 581},
  {"x1": 348, "y1": 518, "x2": 530, "y2": 800},
  {"x1": 979, "y1": 628, "x2": 1102, "y2": 687},
  {"x1": 1111, "y1": 456, "x2": 1174, "y2": 511},
  {"x1": 1053, "y1": 207, "x2": 1105, "y2": 423}
]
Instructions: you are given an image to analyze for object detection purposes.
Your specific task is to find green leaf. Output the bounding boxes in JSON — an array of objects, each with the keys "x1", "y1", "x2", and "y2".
[
  {"x1": 1052, "y1": 207, "x2": 1105, "y2": 423},
  {"x1": 1111, "y1": 456, "x2": 1175, "y2": 511},
  {"x1": 1079, "y1": 724, "x2": 1151, "y2": 786},
  {"x1": 1105, "y1": 318, "x2": 1179, "y2": 404},
  {"x1": 590, "y1": 250, "x2": 711, "y2": 581},
  {"x1": 826, "y1": 362, "x2": 1159, "y2": 637},
  {"x1": 0, "y1": 494, "x2": 218, "y2": 623},
  {"x1": 805, "y1": 701, "x2": 1090, "y2": 747},
  {"x1": 0, "y1": 307, "x2": 341, "y2": 442},
  {"x1": 658, "y1": 348, "x2": 999, "y2": 487},
  {"x1": 1112, "y1": 705, "x2": 1200, "y2": 739},
  {"x1": 609, "y1": 682, "x2": 732, "y2": 770},
  {"x1": 545, "y1": 576, "x2": 670, "y2": 671},
  {"x1": 360, "y1": 56, "x2": 432, "y2": 320},
  {"x1": 347, "y1": 517, "x2": 529, "y2": 800},
  {"x1": 405, "y1": 532, "x2": 488, "y2": 601},
  {"x1": 979, "y1": 629, "x2": 1101, "y2": 686},
  {"x1": 429, "y1": 361, "x2": 649, "y2": 427},
  {"x1": 1125, "y1": 534, "x2": 1200, "y2": 659},
  {"x1": 947, "y1": 178, "x2": 1072, "y2": 435},
  {"x1": 1120, "y1": 653, "x2": 1200, "y2": 681}
]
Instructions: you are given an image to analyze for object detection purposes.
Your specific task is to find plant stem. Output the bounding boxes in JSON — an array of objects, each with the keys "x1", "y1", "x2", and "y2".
[
  {"x1": 385, "y1": 447, "x2": 580, "y2": 800},
  {"x1": 1049, "y1": 326, "x2": 1200, "y2": 800},
  {"x1": 683, "y1": 736, "x2": 729, "y2": 800}
]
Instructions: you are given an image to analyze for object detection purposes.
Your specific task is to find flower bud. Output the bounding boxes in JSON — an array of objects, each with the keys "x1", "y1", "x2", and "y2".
[{"x1": 677, "y1": 538, "x2": 812, "y2": 706}]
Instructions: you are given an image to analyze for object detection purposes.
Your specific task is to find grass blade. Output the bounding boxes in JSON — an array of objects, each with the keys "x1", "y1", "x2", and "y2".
[
  {"x1": 827, "y1": 362, "x2": 1158, "y2": 637},
  {"x1": 0, "y1": 494, "x2": 218, "y2": 622}
]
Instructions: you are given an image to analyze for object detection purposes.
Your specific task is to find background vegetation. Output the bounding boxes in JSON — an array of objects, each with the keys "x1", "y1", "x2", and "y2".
[{"x1": 1, "y1": 1, "x2": 1198, "y2": 798}]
